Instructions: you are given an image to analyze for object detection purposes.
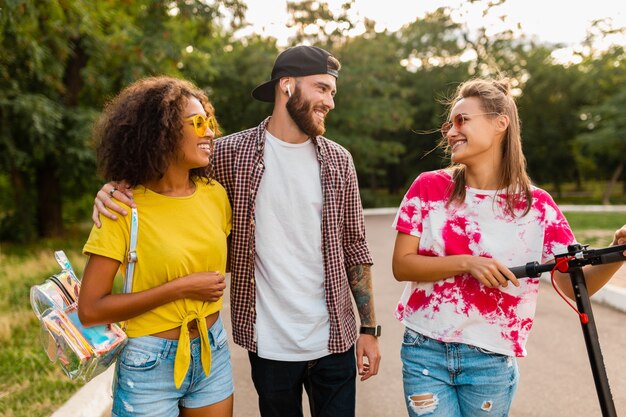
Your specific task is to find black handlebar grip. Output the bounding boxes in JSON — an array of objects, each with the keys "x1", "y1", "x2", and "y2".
[
  {"x1": 509, "y1": 265, "x2": 530, "y2": 278},
  {"x1": 509, "y1": 261, "x2": 543, "y2": 278},
  {"x1": 600, "y1": 250, "x2": 626, "y2": 265}
]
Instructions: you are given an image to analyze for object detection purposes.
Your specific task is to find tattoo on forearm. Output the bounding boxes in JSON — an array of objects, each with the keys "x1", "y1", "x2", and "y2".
[{"x1": 348, "y1": 264, "x2": 376, "y2": 326}]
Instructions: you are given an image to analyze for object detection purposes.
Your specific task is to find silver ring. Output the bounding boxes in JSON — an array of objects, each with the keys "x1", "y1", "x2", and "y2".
[{"x1": 108, "y1": 187, "x2": 117, "y2": 197}]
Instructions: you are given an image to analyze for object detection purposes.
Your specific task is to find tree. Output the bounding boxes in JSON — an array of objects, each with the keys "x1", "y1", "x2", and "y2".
[
  {"x1": 0, "y1": 1, "x2": 100, "y2": 239},
  {"x1": 286, "y1": 0, "x2": 355, "y2": 49},
  {"x1": 390, "y1": 9, "x2": 471, "y2": 191},
  {"x1": 0, "y1": 0, "x2": 247, "y2": 241},
  {"x1": 329, "y1": 30, "x2": 412, "y2": 191},
  {"x1": 511, "y1": 47, "x2": 587, "y2": 193},
  {"x1": 207, "y1": 35, "x2": 279, "y2": 134},
  {"x1": 576, "y1": 88, "x2": 626, "y2": 203}
]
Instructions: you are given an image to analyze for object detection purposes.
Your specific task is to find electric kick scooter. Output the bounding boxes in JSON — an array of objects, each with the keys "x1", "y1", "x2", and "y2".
[{"x1": 510, "y1": 243, "x2": 626, "y2": 417}]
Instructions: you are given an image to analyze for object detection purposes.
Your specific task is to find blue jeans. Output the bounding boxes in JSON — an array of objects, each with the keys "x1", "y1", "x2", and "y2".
[
  {"x1": 401, "y1": 328, "x2": 519, "y2": 417},
  {"x1": 248, "y1": 346, "x2": 356, "y2": 417},
  {"x1": 111, "y1": 316, "x2": 233, "y2": 417}
]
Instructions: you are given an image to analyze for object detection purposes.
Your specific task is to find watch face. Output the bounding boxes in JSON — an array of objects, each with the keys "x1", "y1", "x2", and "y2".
[{"x1": 360, "y1": 325, "x2": 381, "y2": 337}]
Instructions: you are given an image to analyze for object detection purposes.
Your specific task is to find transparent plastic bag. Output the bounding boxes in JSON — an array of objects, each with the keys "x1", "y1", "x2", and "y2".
[{"x1": 30, "y1": 251, "x2": 127, "y2": 381}]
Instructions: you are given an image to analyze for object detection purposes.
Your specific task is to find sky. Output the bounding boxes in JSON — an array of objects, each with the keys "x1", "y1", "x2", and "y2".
[{"x1": 240, "y1": 0, "x2": 626, "y2": 54}]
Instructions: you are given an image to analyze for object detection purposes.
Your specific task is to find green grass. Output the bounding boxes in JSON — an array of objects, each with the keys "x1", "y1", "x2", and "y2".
[
  {"x1": 564, "y1": 211, "x2": 625, "y2": 231},
  {"x1": 0, "y1": 228, "x2": 90, "y2": 417},
  {"x1": 564, "y1": 211, "x2": 625, "y2": 248}
]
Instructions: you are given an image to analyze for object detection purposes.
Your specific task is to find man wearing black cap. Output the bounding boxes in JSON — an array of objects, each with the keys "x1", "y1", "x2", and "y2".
[
  {"x1": 92, "y1": 45, "x2": 380, "y2": 417},
  {"x1": 220, "y1": 44, "x2": 381, "y2": 417}
]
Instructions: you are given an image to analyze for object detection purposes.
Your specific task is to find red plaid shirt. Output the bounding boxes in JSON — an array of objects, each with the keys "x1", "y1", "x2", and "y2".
[{"x1": 213, "y1": 117, "x2": 373, "y2": 353}]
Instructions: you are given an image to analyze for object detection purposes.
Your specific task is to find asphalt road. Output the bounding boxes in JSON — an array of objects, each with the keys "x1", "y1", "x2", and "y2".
[{"x1": 223, "y1": 213, "x2": 626, "y2": 417}]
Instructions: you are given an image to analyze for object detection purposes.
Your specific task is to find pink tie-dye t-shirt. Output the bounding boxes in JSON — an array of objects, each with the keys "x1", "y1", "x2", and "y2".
[{"x1": 393, "y1": 170, "x2": 575, "y2": 357}]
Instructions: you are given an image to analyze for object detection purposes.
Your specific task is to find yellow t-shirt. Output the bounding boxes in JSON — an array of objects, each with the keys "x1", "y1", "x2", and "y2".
[{"x1": 83, "y1": 179, "x2": 231, "y2": 387}]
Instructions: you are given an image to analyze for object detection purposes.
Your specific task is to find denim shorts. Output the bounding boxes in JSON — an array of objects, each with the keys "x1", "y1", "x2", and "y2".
[
  {"x1": 401, "y1": 327, "x2": 519, "y2": 417},
  {"x1": 111, "y1": 315, "x2": 233, "y2": 417}
]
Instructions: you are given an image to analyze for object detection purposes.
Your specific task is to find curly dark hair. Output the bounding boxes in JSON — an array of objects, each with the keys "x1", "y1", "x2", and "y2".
[{"x1": 94, "y1": 76, "x2": 219, "y2": 186}]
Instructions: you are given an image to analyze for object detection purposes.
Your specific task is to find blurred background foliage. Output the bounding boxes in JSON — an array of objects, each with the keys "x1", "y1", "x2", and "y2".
[{"x1": 1, "y1": 0, "x2": 625, "y2": 242}]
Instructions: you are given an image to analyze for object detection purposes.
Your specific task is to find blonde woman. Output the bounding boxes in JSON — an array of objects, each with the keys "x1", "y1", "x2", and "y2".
[{"x1": 392, "y1": 78, "x2": 626, "y2": 417}]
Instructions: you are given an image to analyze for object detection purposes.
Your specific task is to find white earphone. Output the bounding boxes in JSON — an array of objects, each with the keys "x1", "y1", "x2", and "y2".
[{"x1": 286, "y1": 84, "x2": 292, "y2": 97}]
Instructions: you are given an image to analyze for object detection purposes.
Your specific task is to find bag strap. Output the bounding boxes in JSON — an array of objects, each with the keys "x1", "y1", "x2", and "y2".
[
  {"x1": 123, "y1": 207, "x2": 138, "y2": 294},
  {"x1": 55, "y1": 251, "x2": 74, "y2": 274}
]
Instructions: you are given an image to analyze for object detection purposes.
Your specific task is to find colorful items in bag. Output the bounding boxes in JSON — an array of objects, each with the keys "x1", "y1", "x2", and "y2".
[{"x1": 30, "y1": 251, "x2": 127, "y2": 381}]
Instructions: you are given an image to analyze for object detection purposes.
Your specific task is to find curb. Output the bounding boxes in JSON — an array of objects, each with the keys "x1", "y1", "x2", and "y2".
[
  {"x1": 51, "y1": 365, "x2": 113, "y2": 417},
  {"x1": 589, "y1": 283, "x2": 626, "y2": 313},
  {"x1": 537, "y1": 277, "x2": 626, "y2": 314},
  {"x1": 363, "y1": 207, "x2": 398, "y2": 216}
]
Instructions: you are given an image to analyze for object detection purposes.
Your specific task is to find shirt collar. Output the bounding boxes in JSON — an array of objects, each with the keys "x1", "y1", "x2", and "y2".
[{"x1": 257, "y1": 116, "x2": 325, "y2": 161}]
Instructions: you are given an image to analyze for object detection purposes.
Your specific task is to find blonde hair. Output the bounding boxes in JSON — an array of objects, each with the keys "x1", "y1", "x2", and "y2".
[{"x1": 441, "y1": 78, "x2": 532, "y2": 217}]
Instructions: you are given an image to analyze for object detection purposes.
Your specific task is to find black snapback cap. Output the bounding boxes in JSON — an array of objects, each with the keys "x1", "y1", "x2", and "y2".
[{"x1": 251, "y1": 45, "x2": 339, "y2": 102}]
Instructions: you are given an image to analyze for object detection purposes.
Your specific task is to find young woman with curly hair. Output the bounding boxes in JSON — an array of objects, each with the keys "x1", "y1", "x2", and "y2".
[
  {"x1": 78, "y1": 76, "x2": 233, "y2": 417},
  {"x1": 392, "y1": 78, "x2": 626, "y2": 417}
]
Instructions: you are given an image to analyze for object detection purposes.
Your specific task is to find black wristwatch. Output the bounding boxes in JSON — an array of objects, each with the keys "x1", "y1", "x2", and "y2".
[{"x1": 359, "y1": 325, "x2": 381, "y2": 337}]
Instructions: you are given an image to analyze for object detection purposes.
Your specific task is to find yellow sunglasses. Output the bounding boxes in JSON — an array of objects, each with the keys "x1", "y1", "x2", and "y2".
[{"x1": 184, "y1": 114, "x2": 218, "y2": 137}]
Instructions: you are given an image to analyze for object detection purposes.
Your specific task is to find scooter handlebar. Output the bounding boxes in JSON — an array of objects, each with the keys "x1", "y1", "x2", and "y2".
[
  {"x1": 599, "y1": 250, "x2": 626, "y2": 265},
  {"x1": 508, "y1": 244, "x2": 626, "y2": 279},
  {"x1": 508, "y1": 262, "x2": 547, "y2": 278}
]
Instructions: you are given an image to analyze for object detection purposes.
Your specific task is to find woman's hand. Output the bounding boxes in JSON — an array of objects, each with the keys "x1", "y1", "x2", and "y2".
[
  {"x1": 92, "y1": 181, "x2": 135, "y2": 227},
  {"x1": 179, "y1": 272, "x2": 226, "y2": 302},
  {"x1": 393, "y1": 232, "x2": 520, "y2": 288},
  {"x1": 555, "y1": 224, "x2": 626, "y2": 299},
  {"x1": 465, "y1": 256, "x2": 520, "y2": 288},
  {"x1": 611, "y1": 224, "x2": 626, "y2": 254},
  {"x1": 79, "y1": 256, "x2": 228, "y2": 326}
]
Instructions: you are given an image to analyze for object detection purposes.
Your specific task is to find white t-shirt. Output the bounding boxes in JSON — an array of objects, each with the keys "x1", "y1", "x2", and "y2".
[
  {"x1": 393, "y1": 169, "x2": 575, "y2": 357},
  {"x1": 254, "y1": 131, "x2": 330, "y2": 361}
]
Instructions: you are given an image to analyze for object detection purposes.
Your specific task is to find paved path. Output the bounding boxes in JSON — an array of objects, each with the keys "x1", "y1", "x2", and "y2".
[{"x1": 225, "y1": 213, "x2": 626, "y2": 417}]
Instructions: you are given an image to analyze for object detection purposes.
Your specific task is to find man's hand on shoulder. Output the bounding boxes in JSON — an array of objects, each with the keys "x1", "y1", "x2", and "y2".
[{"x1": 92, "y1": 181, "x2": 135, "y2": 227}]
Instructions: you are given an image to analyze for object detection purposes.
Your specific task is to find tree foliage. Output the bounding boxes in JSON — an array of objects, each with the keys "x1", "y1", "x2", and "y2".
[
  {"x1": 286, "y1": 0, "x2": 355, "y2": 48},
  {"x1": 1, "y1": 0, "x2": 625, "y2": 240},
  {"x1": 0, "y1": 0, "x2": 249, "y2": 240}
]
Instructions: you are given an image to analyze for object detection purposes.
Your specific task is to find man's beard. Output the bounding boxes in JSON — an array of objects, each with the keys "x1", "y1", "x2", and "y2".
[{"x1": 286, "y1": 87, "x2": 326, "y2": 137}]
